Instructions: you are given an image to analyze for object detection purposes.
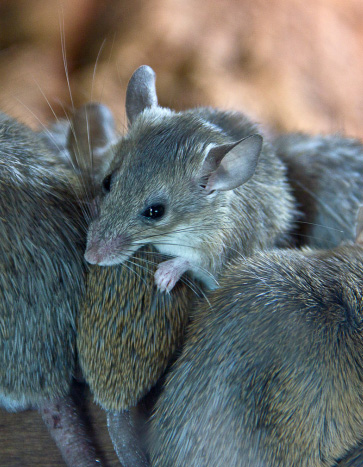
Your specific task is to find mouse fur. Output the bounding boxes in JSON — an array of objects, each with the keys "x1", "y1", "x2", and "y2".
[
  {"x1": 0, "y1": 107, "x2": 116, "y2": 466},
  {"x1": 274, "y1": 132, "x2": 363, "y2": 249},
  {"x1": 85, "y1": 65, "x2": 295, "y2": 292},
  {"x1": 149, "y1": 236, "x2": 363, "y2": 466}
]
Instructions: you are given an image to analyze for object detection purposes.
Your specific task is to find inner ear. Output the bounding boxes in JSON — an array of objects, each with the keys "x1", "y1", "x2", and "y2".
[
  {"x1": 201, "y1": 134, "x2": 263, "y2": 193},
  {"x1": 126, "y1": 65, "x2": 158, "y2": 126}
]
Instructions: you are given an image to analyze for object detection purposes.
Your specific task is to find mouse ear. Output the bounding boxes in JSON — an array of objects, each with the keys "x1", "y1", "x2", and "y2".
[
  {"x1": 355, "y1": 205, "x2": 363, "y2": 244},
  {"x1": 67, "y1": 102, "x2": 116, "y2": 180},
  {"x1": 201, "y1": 134, "x2": 262, "y2": 193},
  {"x1": 126, "y1": 65, "x2": 158, "y2": 125}
]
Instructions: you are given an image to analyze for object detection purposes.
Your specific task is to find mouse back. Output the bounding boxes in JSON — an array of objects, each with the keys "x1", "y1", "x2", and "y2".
[
  {"x1": 77, "y1": 245, "x2": 197, "y2": 411},
  {"x1": 150, "y1": 238, "x2": 363, "y2": 466},
  {"x1": 274, "y1": 132, "x2": 363, "y2": 248},
  {"x1": 0, "y1": 113, "x2": 86, "y2": 407}
]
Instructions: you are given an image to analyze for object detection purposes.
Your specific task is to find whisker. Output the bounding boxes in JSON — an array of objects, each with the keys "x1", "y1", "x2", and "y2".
[
  {"x1": 99, "y1": 32, "x2": 116, "y2": 104},
  {"x1": 293, "y1": 220, "x2": 344, "y2": 234},
  {"x1": 179, "y1": 275, "x2": 212, "y2": 306},
  {"x1": 122, "y1": 258, "x2": 148, "y2": 287},
  {"x1": 15, "y1": 98, "x2": 64, "y2": 156},
  {"x1": 58, "y1": 7, "x2": 74, "y2": 111},
  {"x1": 126, "y1": 256, "x2": 160, "y2": 273},
  {"x1": 91, "y1": 38, "x2": 107, "y2": 103},
  {"x1": 293, "y1": 179, "x2": 347, "y2": 231},
  {"x1": 33, "y1": 79, "x2": 60, "y2": 123}
]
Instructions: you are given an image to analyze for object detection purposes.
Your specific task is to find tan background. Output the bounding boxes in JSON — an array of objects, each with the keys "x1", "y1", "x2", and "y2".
[{"x1": 0, "y1": 0, "x2": 362, "y2": 138}]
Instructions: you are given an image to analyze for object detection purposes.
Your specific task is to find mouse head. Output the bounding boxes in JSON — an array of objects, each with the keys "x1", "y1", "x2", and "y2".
[{"x1": 85, "y1": 66, "x2": 262, "y2": 266}]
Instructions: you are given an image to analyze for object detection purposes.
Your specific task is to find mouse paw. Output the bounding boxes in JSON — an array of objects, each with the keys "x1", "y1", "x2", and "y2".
[{"x1": 155, "y1": 258, "x2": 190, "y2": 293}]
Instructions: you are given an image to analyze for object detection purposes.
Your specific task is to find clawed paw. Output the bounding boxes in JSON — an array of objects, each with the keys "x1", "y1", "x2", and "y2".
[{"x1": 154, "y1": 258, "x2": 190, "y2": 293}]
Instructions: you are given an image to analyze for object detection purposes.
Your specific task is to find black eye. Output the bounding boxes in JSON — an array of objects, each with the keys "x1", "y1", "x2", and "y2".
[
  {"x1": 141, "y1": 204, "x2": 165, "y2": 220},
  {"x1": 102, "y1": 173, "x2": 112, "y2": 193}
]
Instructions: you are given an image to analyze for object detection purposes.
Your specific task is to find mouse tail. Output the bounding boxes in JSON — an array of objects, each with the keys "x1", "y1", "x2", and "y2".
[
  {"x1": 107, "y1": 409, "x2": 150, "y2": 467},
  {"x1": 38, "y1": 395, "x2": 101, "y2": 466}
]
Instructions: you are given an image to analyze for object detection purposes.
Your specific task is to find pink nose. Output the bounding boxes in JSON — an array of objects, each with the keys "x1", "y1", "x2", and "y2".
[
  {"x1": 84, "y1": 233, "x2": 129, "y2": 265},
  {"x1": 84, "y1": 244, "x2": 102, "y2": 264}
]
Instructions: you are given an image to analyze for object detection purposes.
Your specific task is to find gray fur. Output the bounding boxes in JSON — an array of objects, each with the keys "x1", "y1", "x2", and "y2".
[
  {"x1": 126, "y1": 65, "x2": 158, "y2": 125},
  {"x1": 150, "y1": 243, "x2": 363, "y2": 467},
  {"x1": 0, "y1": 111, "x2": 105, "y2": 466},
  {"x1": 0, "y1": 112, "x2": 85, "y2": 406},
  {"x1": 85, "y1": 85, "x2": 295, "y2": 289},
  {"x1": 274, "y1": 133, "x2": 363, "y2": 248}
]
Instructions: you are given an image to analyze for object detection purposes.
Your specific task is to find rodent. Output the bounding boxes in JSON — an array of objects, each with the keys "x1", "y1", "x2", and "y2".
[
  {"x1": 74, "y1": 76, "x2": 200, "y2": 466},
  {"x1": 149, "y1": 206, "x2": 363, "y2": 467},
  {"x1": 0, "y1": 106, "x2": 114, "y2": 466},
  {"x1": 274, "y1": 132, "x2": 363, "y2": 248},
  {"x1": 43, "y1": 100, "x2": 179, "y2": 466},
  {"x1": 77, "y1": 245, "x2": 197, "y2": 467},
  {"x1": 84, "y1": 65, "x2": 295, "y2": 292}
]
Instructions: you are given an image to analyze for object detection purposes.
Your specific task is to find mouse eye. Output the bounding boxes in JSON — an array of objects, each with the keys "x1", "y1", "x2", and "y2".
[
  {"x1": 102, "y1": 173, "x2": 112, "y2": 194},
  {"x1": 141, "y1": 204, "x2": 165, "y2": 220}
]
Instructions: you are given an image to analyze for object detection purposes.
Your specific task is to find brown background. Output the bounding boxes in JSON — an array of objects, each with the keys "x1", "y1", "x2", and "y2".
[
  {"x1": 0, "y1": 0, "x2": 363, "y2": 138},
  {"x1": 1, "y1": 0, "x2": 363, "y2": 465}
]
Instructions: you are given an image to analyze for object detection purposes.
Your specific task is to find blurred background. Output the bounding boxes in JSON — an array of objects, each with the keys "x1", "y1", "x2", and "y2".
[{"x1": 0, "y1": 0, "x2": 362, "y2": 138}]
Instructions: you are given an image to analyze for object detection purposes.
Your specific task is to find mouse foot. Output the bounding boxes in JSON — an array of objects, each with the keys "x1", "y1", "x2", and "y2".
[{"x1": 154, "y1": 258, "x2": 190, "y2": 293}]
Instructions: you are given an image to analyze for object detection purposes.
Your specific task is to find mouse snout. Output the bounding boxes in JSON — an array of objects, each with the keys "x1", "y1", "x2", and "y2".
[{"x1": 84, "y1": 230, "x2": 131, "y2": 266}]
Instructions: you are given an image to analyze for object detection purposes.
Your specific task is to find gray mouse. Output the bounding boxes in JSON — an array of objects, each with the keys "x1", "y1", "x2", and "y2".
[
  {"x1": 274, "y1": 132, "x2": 363, "y2": 248},
  {"x1": 43, "y1": 101, "x2": 175, "y2": 466},
  {"x1": 72, "y1": 100, "x2": 200, "y2": 467},
  {"x1": 0, "y1": 105, "x2": 114, "y2": 466},
  {"x1": 84, "y1": 65, "x2": 295, "y2": 292},
  {"x1": 149, "y1": 206, "x2": 363, "y2": 467}
]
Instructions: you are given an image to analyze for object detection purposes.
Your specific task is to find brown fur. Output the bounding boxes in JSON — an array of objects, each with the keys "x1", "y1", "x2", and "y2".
[{"x1": 77, "y1": 246, "x2": 196, "y2": 411}]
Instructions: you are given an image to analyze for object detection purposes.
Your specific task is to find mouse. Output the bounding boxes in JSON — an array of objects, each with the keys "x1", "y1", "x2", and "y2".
[
  {"x1": 43, "y1": 99, "x2": 193, "y2": 466},
  {"x1": 274, "y1": 132, "x2": 363, "y2": 249},
  {"x1": 71, "y1": 101, "x2": 201, "y2": 465},
  {"x1": 148, "y1": 204, "x2": 363, "y2": 466},
  {"x1": 84, "y1": 65, "x2": 296, "y2": 292},
  {"x1": 0, "y1": 105, "x2": 114, "y2": 466},
  {"x1": 77, "y1": 244, "x2": 198, "y2": 467}
]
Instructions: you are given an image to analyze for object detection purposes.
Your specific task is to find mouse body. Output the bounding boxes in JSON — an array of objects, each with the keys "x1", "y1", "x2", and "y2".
[
  {"x1": 74, "y1": 98, "x2": 201, "y2": 467},
  {"x1": 0, "y1": 107, "x2": 115, "y2": 466},
  {"x1": 0, "y1": 112, "x2": 84, "y2": 409},
  {"x1": 85, "y1": 66, "x2": 295, "y2": 292},
  {"x1": 149, "y1": 209, "x2": 363, "y2": 467},
  {"x1": 78, "y1": 245, "x2": 198, "y2": 467},
  {"x1": 274, "y1": 132, "x2": 363, "y2": 248}
]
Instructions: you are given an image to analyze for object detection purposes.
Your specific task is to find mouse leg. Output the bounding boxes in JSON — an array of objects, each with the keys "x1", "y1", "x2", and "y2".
[
  {"x1": 154, "y1": 257, "x2": 190, "y2": 292},
  {"x1": 107, "y1": 409, "x2": 149, "y2": 467},
  {"x1": 38, "y1": 395, "x2": 101, "y2": 466}
]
